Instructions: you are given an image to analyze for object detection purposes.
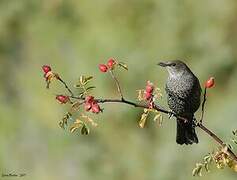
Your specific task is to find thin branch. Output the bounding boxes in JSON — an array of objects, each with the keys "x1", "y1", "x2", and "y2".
[
  {"x1": 200, "y1": 87, "x2": 207, "y2": 123},
  {"x1": 56, "y1": 73, "x2": 237, "y2": 162},
  {"x1": 57, "y1": 76, "x2": 74, "y2": 96},
  {"x1": 197, "y1": 123, "x2": 237, "y2": 162},
  {"x1": 109, "y1": 70, "x2": 124, "y2": 100},
  {"x1": 69, "y1": 95, "x2": 237, "y2": 161}
]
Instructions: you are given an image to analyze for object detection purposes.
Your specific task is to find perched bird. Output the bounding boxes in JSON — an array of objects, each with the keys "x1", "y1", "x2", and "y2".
[{"x1": 158, "y1": 60, "x2": 201, "y2": 145}]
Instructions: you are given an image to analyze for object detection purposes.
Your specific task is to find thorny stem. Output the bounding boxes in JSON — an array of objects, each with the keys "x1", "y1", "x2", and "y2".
[
  {"x1": 57, "y1": 75, "x2": 237, "y2": 162},
  {"x1": 109, "y1": 70, "x2": 124, "y2": 100},
  {"x1": 200, "y1": 87, "x2": 207, "y2": 123}
]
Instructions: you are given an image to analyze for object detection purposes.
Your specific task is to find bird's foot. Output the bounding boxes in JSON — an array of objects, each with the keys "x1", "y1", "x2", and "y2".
[
  {"x1": 193, "y1": 118, "x2": 198, "y2": 127},
  {"x1": 168, "y1": 110, "x2": 175, "y2": 119}
]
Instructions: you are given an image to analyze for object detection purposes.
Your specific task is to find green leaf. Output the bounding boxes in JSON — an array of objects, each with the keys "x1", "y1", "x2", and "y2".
[
  {"x1": 59, "y1": 112, "x2": 72, "y2": 129},
  {"x1": 231, "y1": 138, "x2": 237, "y2": 145},
  {"x1": 78, "y1": 91, "x2": 86, "y2": 97},
  {"x1": 86, "y1": 86, "x2": 96, "y2": 91},
  {"x1": 81, "y1": 124, "x2": 89, "y2": 135},
  {"x1": 84, "y1": 76, "x2": 93, "y2": 82},
  {"x1": 192, "y1": 163, "x2": 203, "y2": 176},
  {"x1": 203, "y1": 154, "x2": 212, "y2": 163},
  {"x1": 228, "y1": 143, "x2": 233, "y2": 149},
  {"x1": 79, "y1": 75, "x2": 93, "y2": 86},
  {"x1": 79, "y1": 75, "x2": 85, "y2": 85},
  {"x1": 233, "y1": 130, "x2": 237, "y2": 136},
  {"x1": 74, "y1": 84, "x2": 84, "y2": 89},
  {"x1": 118, "y1": 62, "x2": 128, "y2": 70},
  {"x1": 59, "y1": 121, "x2": 65, "y2": 129},
  {"x1": 204, "y1": 162, "x2": 210, "y2": 172}
]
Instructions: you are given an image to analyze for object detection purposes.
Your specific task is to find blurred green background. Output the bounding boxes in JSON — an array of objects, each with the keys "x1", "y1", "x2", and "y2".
[{"x1": 0, "y1": 0, "x2": 237, "y2": 179}]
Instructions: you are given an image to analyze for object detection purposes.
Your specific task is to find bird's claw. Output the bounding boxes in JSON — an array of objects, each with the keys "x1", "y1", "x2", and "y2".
[
  {"x1": 193, "y1": 118, "x2": 198, "y2": 127},
  {"x1": 168, "y1": 111, "x2": 174, "y2": 119}
]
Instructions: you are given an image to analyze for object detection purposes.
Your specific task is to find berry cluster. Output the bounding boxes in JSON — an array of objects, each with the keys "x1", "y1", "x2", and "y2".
[
  {"x1": 144, "y1": 81, "x2": 155, "y2": 108},
  {"x1": 42, "y1": 65, "x2": 60, "y2": 88},
  {"x1": 99, "y1": 58, "x2": 116, "y2": 72},
  {"x1": 144, "y1": 81, "x2": 154, "y2": 101},
  {"x1": 84, "y1": 96, "x2": 101, "y2": 114}
]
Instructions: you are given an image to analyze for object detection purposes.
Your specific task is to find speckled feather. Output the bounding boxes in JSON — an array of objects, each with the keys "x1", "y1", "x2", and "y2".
[
  {"x1": 162, "y1": 60, "x2": 201, "y2": 145},
  {"x1": 165, "y1": 71, "x2": 201, "y2": 116}
]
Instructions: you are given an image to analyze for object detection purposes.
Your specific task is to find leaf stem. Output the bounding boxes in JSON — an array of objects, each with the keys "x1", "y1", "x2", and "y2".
[{"x1": 57, "y1": 76, "x2": 74, "y2": 96}]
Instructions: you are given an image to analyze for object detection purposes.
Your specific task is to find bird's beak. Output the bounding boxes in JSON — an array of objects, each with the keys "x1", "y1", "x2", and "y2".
[{"x1": 158, "y1": 62, "x2": 172, "y2": 67}]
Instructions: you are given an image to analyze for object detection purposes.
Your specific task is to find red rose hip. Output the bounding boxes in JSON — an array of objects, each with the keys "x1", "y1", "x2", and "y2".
[
  {"x1": 107, "y1": 58, "x2": 116, "y2": 68},
  {"x1": 84, "y1": 102, "x2": 92, "y2": 111},
  {"x1": 205, "y1": 77, "x2": 215, "y2": 88},
  {"x1": 42, "y1": 65, "x2": 51, "y2": 74},
  {"x1": 99, "y1": 64, "x2": 108, "y2": 72},
  {"x1": 144, "y1": 92, "x2": 152, "y2": 100},
  {"x1": 56, "y1": 95, "x2": 69, "y2": 104},
  {"x1": 85, "y1": 96, "x2": 94, "y2": 103},
  {"x1": 91, "y1": 103, "x2": 100, "y2": 113},
  {"x1": 146, "y1": 84, "x2": 153, "y2": 93}
]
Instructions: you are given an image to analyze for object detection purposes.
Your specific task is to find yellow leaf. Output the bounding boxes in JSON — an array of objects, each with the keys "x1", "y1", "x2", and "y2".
[
  {"x1": 137, "y1": 90, "x2": 144, "y2": 101},
  {"x1": 222, "y1": 146, "x2": 228, "y2": 154},
  {"x1": 139, "y1": 111, "x2": 149, "y2": 128},
  {"x1": 232, "y1": 163, "x2": 237, "y2": 172},
  {"x1": 154, "y1": 113, "x2": 163, "y2": 126},
  {"x1": 70, "y1": 126, "x2": 79, "y2": 133},
  {"x1": 69, "y1": 119, "x2": 84, "y2": 133},
  {"x1": 81, "y1": 114, "x2": 98, "y2": 127}
]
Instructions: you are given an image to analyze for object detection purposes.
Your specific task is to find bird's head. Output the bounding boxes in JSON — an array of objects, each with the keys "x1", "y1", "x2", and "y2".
[{"x1": 158, "y1": 60, "x2": 190, "y2": 78}]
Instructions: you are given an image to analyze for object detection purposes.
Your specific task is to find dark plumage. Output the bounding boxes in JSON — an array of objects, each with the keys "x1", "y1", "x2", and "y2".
[{"x1": 158, "y1": 60, "x2": 201, "y2": 145}]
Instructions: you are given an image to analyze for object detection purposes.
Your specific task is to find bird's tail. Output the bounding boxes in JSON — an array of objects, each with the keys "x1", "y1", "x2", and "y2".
[{"x1": 176, "y1": 115, "x2": 198, "y2": 145}]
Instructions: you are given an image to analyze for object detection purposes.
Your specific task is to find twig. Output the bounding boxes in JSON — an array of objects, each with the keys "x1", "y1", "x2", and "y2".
[
  {"x1": 57, "y1": 76, "x2": 74, "y2": 96},
  {"x1": 109, "y1": 70, "x2": 124, "y2": 100},
  {"x1": 200, "y1": 87, "x2": 207, "y2": 123},
  {"x1": 197, "y1": 123, "x2": 237, "y2": 162}
]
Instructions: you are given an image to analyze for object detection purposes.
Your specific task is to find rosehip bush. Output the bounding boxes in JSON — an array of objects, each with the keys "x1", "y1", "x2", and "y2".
[{"x1": 42, "y1": 60, "x2": 237, "y2": 176}]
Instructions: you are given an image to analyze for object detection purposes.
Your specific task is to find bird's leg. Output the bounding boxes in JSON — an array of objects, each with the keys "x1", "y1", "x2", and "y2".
[
  {"x1": 193, "y1": 117, "x2": 198, "y2": 127},
  {"x1": 168, "y1": 110, "x2": 175, "y2": 119}
]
